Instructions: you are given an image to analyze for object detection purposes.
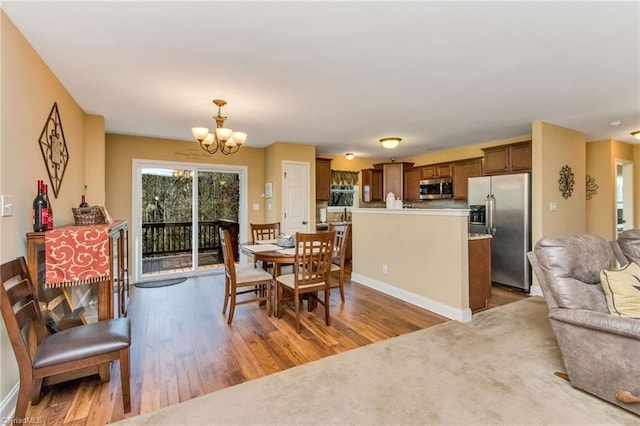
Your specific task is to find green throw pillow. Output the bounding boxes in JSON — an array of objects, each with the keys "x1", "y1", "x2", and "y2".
[{"x1": 600, "y1": 262, "x2": 640, "y2": 318}]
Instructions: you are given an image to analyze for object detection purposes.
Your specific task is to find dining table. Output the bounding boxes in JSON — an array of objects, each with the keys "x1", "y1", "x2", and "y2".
[{"x1": 239, "y1": 240, "x2": 297, "y2": 315}]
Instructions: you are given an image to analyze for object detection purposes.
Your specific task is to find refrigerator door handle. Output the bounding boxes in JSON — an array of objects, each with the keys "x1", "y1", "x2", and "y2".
[
  {"x1": 488, "y1": 194, "x2": 496, "y2": 235},
  {"x1": 484, "y1": 195, "x2": 491, "y2": 234}
]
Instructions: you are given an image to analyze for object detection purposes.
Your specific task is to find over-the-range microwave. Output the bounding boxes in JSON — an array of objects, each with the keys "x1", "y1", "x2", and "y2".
[{"x1": 419, "y1": 177, "x2": 453, "y2": 200}]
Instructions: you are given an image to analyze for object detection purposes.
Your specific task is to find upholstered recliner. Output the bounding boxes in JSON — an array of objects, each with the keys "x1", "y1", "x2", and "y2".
[
  {"x1": 611, "y1": 228, "x2": 640, "y2": 267},
  {"x1": 528, "y1": 234, "x2": 640, "y2": 415}
]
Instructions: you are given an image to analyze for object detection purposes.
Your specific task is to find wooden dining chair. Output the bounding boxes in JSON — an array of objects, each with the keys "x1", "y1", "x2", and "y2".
[
  {"x1": 276, "y1": 231, "x2": 335, "y2": 333},
  {"x1": 220, "y1": 229, "x2": 273, "y2": 325},
  {"x1": 328, "y1": 223, "x2": 351, "y2": 302},
  {"x1": 250, "y1": 222, "x2": 281, "y2": 271},
  {"x1": 0, "y1": 257, "x2": 131, "y2": 420},
  {"x1": 250, "y1": 222, "x2": 280, "y2": 243}
]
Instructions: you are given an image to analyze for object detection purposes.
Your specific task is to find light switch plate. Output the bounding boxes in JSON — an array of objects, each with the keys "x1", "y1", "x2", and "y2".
[{"x1": 1, "y1": 194, "x2": 14, "y2": 217}]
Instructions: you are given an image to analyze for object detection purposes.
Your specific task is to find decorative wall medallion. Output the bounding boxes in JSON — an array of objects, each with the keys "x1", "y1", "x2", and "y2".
[
  {"x1": 38, "y1": 102, "x2": 69, "y2": 198},
  {"x1": 585, "y1": 174, "x2": 599, "y2": 200},
  {"x1": 558, "y1": 165, "x2": 574, "y2": 199}
]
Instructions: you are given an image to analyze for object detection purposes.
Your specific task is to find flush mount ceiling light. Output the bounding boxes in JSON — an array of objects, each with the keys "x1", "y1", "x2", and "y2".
[
  {"x1": 345, "y1": 152, "x2": 355, "y2": 160},
  {"x1": 191, "y1": 99, "x2": 247, "y2": 155},
  {"x1": 631, "y1": 130, "x2": 640, "y2": 140},
  {"x1": 380, "y1": 137, "x2": 401, "y2": 149}
]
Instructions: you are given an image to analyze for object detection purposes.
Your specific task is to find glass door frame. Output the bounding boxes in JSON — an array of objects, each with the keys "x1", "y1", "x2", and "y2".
[{"x1": 131, "y1": 158, "x2": 248, "y2": 283}]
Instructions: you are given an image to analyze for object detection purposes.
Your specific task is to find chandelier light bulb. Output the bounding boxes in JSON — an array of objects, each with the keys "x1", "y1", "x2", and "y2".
[{"x1": 192, "y1": 127, "x2": 209, "y2": 142}]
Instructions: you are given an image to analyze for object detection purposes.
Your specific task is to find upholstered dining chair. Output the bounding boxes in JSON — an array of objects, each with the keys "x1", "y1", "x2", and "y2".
[
  {"x1": 328, "y1": 223, "x2": 351, "y2": 302},
  {"x1": 220, "y1": 229, "x2": 273, "y2": 325},
  {"x1": 0, "y1": 257, "x2": 131, "y2": 420},
  {"x1": 276, "y1": 231, "x2": 335, "y2": 333}
]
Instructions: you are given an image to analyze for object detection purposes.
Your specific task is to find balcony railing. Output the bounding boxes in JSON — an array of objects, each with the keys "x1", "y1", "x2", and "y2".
[{"x1": 142, "y1": 219, "x2": 239, "y2": 261}]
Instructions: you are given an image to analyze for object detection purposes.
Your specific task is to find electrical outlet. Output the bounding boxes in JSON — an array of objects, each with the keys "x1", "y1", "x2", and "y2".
[
  {"x1": 382, "y1": 264, "x2": 388, "y2": 274},
  {"x1": 252, "y1": 203, "x2": 260, "y2": 210},
  {"x1": 549, "y1": 202, "x2": 557, "y2": 212}
]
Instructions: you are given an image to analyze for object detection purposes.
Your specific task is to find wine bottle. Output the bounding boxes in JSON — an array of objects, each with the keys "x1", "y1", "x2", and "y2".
[
  {"x1": 32, "y1": 180, "x2": 48, "y2": 232},
  {"x1": 44, "y1": 183, "x2": 53, "y2": 230},
  {"x1": 79, "y1": 195, "x2": 89, "y2": 208}
]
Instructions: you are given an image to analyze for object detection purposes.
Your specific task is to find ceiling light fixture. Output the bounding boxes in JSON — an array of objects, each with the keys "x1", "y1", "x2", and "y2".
[
  {"x1": 345, "y1": 153, "x2": 354, "y2": 160},
  {"x1": 631, "y1": 130, "x2": 640, "y2": 140},
  {"x1": 380, "y1": 137, "x2": 401, "y2": 149},
  {"x1": 191, "y1": 99, "x2": 247, "y2": 155}
]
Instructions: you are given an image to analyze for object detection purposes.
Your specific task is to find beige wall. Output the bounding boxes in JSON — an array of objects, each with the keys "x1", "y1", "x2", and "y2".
[
  {"x1": 402, "y1": 134, "x2": 532, "y2": 166},
  {"x1": 635, "y1": 145, "x2": 640, "y2": 227},
  {"x1": 263, "y1": 142, "x2": 316, "y2": 228},
  {"x1": 351, "y1": 209, "x2": 470, "y2": 320},
  {"x1": 105, "y1": 134, "x2": 267, "y2": 233},
  {"x1": 0, "y1": 11, "x2": 95, "y2": 402},
  {"x1": 531, "y1": 121, "x2": 587, "y2": 244},
  {"x1": 586, "y1": 139, "x2": 635, "y2": 240}
]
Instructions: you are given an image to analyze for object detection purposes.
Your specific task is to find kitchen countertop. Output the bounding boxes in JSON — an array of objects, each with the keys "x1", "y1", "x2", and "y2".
[
  {"x1": 468, "y1": 233, "x2": 492, "y2": 240},
  {"x1": 351, "y1": 208, "x2": 469, "y2": 217}
]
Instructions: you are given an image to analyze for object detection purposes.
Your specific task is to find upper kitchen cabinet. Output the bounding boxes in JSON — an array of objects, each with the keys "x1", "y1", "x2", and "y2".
[
  {"x1": 404, "y1": 167, "x2": 423, "y2": 201},
  {"x1": 315, "y1": 158, "x2": 332, "y2": 201},
  {"x1": 452, "y1": 157, "x2": 483, "y2": 200},
  {"x1": 482, "y1": 141, "x2": 532, "y2": 175},
  {"x1": 376, "y1": 162, "x2": 414, "y2": 200},
  {"x1": 421, "y1": 162, "x2": 452, "y2": 179},
  {"x1": 361, "y1": 168, "x2": 383, "y2": 202}
]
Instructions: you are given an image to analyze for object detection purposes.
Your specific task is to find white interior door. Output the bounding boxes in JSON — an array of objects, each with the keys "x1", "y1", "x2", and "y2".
[{"x1": 282, "y1": 161, "x2": 310, "y2": 235}]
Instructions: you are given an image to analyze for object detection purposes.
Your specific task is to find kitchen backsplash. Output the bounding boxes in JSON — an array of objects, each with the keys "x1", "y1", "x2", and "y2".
[{"x1": 317, "y1": 199, "x2": 467, "y2": 223}]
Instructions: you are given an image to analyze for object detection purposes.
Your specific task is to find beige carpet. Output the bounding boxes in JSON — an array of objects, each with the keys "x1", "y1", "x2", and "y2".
[{"x1": 116, "y1": 297, "x2": 638, "y2": 425}]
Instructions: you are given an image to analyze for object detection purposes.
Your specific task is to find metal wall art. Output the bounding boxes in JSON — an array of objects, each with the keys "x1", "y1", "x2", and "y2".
[
  {"x1": 558, "y1": 165, "x2": 575, "y2": 199},
  {"x1": 38, "y1": 102, "x2": 69, "y2": 198},
  {"x1": 585, "y1": 174, "x2": 599, "y2": 200}
]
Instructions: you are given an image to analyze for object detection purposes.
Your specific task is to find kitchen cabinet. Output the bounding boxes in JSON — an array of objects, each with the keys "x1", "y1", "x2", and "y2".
[
  {"x1": 361, "y1": 168, "x2": 383, "y2": 202},
  {"x1": 376, "y1": 162, "x2": 414, "y2": 200},
  {"x1": 403, "y1": 167, "x2": 423, "y2": 201},
  {"x1": 452, "y1": 157, "x2": 483, "y2": 200},
  {"x1": 315, "y1": 158, "x2": 332, "y2": 201},
  {"x1": 421, "y1": 162, "x2": 452, "y2": 179},
  {"x1": 469, "y1": 236, "x2": 492, "y2": 313},
  {"x1": 482, "y1": 141, "x2": 531, "y2": 175}
]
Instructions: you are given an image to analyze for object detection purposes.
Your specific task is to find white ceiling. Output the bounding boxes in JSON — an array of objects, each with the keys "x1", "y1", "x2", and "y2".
[{"x1": 3, "y1": 1, "x2": 639, "y2": 159}]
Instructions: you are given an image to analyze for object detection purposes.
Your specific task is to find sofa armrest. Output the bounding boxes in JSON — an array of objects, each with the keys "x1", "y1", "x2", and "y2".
[{"x1": 550, "y1": 308, "x2": 640, "y2": 339}]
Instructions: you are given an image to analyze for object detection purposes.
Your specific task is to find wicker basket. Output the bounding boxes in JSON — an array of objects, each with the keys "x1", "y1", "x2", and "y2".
[{"x1": 72, "y1": 206, "x2": 105, "y2": 225}]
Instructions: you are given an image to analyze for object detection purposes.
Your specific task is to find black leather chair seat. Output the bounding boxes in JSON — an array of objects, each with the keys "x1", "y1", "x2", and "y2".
[{"x1": 33, "y1": 318, "x2": 131, "y2": 369}]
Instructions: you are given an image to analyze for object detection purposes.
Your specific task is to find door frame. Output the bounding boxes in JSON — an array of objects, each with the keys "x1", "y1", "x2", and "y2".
[
  {"x1": 131, "y1": 158, "x2": 248, "y2": 282},
  {"x1": 615, "y1": 158, "x2": 634, "y2": 234}
]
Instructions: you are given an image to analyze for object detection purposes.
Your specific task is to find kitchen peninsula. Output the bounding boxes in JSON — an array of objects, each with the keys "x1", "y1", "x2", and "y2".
[{"x1": 350, "y1": 208, "x2": 490, "y2": 322}]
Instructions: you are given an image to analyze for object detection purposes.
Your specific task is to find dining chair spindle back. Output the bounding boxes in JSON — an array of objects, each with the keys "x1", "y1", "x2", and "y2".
[{"x1": 276, "y1": 231, "x2": 335, "y2": 333}]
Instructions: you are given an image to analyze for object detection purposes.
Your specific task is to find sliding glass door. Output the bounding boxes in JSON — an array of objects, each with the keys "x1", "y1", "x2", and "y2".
[{"x1": 132, "y1": 160, "x2": 247, "y2": 282}]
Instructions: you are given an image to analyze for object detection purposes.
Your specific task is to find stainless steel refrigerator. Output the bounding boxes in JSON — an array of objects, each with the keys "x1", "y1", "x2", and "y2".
[{"x1": 468, "y1": 173, "x2": 531, "y2": 292}]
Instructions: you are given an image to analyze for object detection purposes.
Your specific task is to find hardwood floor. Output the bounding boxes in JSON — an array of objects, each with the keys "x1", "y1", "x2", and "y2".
[{"x1": 22, "y1": 269, "x2": 527, "y2": 425}]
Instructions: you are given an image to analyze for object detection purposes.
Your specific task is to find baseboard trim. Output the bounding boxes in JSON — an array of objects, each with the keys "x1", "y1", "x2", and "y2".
[
  {"x1": 0, "y1": 382, "x2": 18, "y2": 426},
  {"x1": 529, "y1": 284, "x2": 543, "y2": 297},
  {"x1": 351, "y1": 273, "x2": 472, "y2": 322}
]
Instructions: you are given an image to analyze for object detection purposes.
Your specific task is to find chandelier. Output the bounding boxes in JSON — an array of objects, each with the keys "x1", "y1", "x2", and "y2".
[{"x1": 191, "y1": 99, "x2": 247, "y2": 155}]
